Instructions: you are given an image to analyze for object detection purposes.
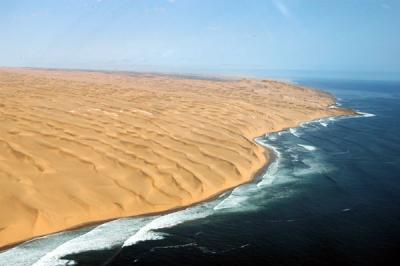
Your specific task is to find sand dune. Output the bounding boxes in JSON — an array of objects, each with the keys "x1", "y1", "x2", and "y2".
[{"x1": 0, "y1": 68, "x2": 352, "y2": 249}]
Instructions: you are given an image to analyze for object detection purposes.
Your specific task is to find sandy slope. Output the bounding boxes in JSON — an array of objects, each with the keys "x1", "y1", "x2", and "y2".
[{"x1": 0, "y1": 68, "x2": 352, "y2": 248}]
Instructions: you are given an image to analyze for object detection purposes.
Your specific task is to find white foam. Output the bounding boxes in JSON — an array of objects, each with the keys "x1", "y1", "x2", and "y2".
[
  {"x1": 8, "y1": 133, "x2": 286, "y2": 262},
  {"x1": 212, "y1": 138, "x2": 282, "y2": 210},
  {"x1": 213, "y1": 193, "x2": 249, "y2": 210},
  {"x1": 289, "y1": 128, "x2": 301, "y2": 137},
  {"x1": 32, "y1": 218, "x2": 152, "y2": 266},
  {"x1": 357, "y1": 111, "x2": 376, "y2": 117},
  {"x1": 329, "y1": 101, "x2": 342, "y2": 108},
  {"x1": 297, "y1": 144, "x2": 317, "y2": 151},
  {"x1": 29, "y1": 198, "x2": 222, "y2": 265},
  {"x1": 316, "y1": 118, "x2": 330, "y2": 127},
  {"x1": 294, "y1": 158, "x2": 332, "y2": 176},
  {"x1": 320, "y1": 122, "x2": 328, "y2": 127},
  {"x1": 0, "y1": 231, "x2": 85, "y2": 266},
  {"x1": 213, "y1": 181, "x2": 263, "y2": 211},
  {"x1": 300, "y1": 117, "x2": 334, "y2": 128},
  {"x1": 311, "y1": 117, "x2": 336, "y2": 125},
  {"x1": 3, "y1": 113, "x2": 347, "y2": 264},
  {"x1": 290, "y1": 153, "x2": 299, "y2": 161},
  {"x1": 256, "y1": 140, "x2": 281, "y2": 188},
  {"x1": 123, "y1": 202, "x2": 216, "y2": 247}
]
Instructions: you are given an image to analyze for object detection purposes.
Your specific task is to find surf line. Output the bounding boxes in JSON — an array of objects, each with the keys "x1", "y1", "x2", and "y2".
[{"x1": 31, "y1": 105, "x2": 362, "y2": 266}]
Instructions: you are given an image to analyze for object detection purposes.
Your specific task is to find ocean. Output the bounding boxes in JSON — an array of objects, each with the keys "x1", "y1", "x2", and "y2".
[{"x1": 1, "y1": 78, "x2": 399, "y2": 266}]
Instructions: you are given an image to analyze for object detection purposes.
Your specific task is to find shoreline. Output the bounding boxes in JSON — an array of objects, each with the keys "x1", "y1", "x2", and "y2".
[
  {"x1": 0, "y1": 68, "x2": 354, "y2": 250},
  {"x1": 0, "y1": 111, "x2": 355, "y2": 253},
  {"x1": 0, "y1": 136, "x2": 274, "y2": 252}
]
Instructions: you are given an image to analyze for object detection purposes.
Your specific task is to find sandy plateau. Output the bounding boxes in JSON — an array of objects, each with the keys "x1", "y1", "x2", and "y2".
[{"x1": 0, "y1": 68, "x2": 352, "y2": 248}]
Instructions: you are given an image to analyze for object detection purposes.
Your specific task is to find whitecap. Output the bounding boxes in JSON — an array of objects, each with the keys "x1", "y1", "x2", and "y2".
[
  {"x1": 297, "y1": 144, "x2": 317, "y2": 151},
  {"x1": 294, "y1": 158, "x2": 333, "y2": 176},
  {"x1": 290, "y1": 154, "x2": 299, "y2": 161},
  {"x1": 213, "y1": 194, "x2": 249, "y2": 210},
  {"x1": 319, "y1": 122, "x2": 328, "y2": 127},
  {"x1": 289, "y1": 128, "x2": 301, "y2": 137},
  {"x1": 213, "y1": 179, "x2": 262, "y2": 211},
  {"x1": 357, "y1": 111, "x2": 376, "y2": 117}
]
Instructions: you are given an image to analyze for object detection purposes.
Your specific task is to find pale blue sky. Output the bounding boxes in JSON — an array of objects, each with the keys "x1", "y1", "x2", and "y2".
[{"x1": 1, "y1": 0, "x2": 399, "y2": 76}]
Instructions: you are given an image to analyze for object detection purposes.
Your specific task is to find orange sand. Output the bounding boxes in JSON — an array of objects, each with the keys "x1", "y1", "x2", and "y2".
[{"x1": 0, "y1": 68, "x2": 352, "y2": 248}]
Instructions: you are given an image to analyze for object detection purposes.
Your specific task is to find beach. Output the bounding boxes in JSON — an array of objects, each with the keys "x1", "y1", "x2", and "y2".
[{"x1": 0, "y1": 68, "x2": 352, "y2": 249}]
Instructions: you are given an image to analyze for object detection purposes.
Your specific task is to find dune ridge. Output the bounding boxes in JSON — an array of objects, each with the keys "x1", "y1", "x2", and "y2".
[{"x1": 0, "y1": 68, "x2": 352, "y2": 249}]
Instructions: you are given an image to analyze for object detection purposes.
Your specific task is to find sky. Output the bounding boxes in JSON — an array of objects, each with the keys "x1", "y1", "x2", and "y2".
[{"x1": 1, "y1": 0, "x2": 399, "y2": 77}]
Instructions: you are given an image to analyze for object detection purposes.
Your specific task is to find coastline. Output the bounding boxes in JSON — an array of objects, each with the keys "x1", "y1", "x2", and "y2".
[
  {"x1": 0, "y1": 68, "x2": 354, "y2": 250},
  {"x1": 0, "y1": 113, "x2": 355, "y2": 252},
  {"x1": 0, "y1": 136, "x2": 274, "y2": 252}
]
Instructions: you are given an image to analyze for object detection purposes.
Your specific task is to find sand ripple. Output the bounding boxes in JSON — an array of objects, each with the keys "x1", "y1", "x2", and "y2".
[{"x1": 0, "y1": 68, "x2": 352, "y2": 248}]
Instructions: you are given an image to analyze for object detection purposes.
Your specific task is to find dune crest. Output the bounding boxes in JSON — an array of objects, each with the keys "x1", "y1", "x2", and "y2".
[{"x1": 0, "y1": 68, "x2": 352, "y2": 248}]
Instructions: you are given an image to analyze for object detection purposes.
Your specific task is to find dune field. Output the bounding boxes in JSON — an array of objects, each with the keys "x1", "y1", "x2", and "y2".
[{"x1": 0, "y1": 68, "x2": 352, "y2": 248}]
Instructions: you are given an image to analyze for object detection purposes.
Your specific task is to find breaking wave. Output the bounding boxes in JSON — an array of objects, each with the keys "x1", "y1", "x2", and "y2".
[
  {"x1": 123, "y1": 202, "x2": 216, "y2": 247},
  {"x1": 289, "y1": 128, "x2": 301, "y2": 137},
  {"x1": 297, "y1": 144, "x2": 317, "y2": 151},
  {"x1": 1, "y1": 108, "x2": 375, "y2": 266},
  {"x1": 32, "y1": 218, "x2": 153, "y2": 266},
  {"x1": 357, "y1": 111, "x2": 376, "y2": 117}
]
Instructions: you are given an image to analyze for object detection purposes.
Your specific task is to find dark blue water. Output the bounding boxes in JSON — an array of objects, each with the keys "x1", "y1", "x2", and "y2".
[{"x1": 1, "y1": 79, "x2": 399, "y2": 266}]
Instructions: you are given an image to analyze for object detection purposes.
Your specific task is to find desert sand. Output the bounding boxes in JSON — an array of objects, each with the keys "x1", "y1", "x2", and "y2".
[{"x1": 0, "y1": 68, "x2": 352, "y2": 249}]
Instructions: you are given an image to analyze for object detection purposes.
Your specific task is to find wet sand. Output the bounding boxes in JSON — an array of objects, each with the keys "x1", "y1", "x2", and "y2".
[{"x1": 0, "y1": 68, "x2": 352, "y2": 249}]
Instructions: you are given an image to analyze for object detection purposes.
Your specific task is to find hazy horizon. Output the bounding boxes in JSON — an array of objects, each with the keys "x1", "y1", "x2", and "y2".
[{"x1": 1, "y1": 0, "x2": 400, "y2": 80}]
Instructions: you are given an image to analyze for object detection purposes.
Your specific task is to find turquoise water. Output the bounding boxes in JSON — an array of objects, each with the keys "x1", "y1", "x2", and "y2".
[{"x1": 1, "y1": 78, "x2": 399, "y2": 266}]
